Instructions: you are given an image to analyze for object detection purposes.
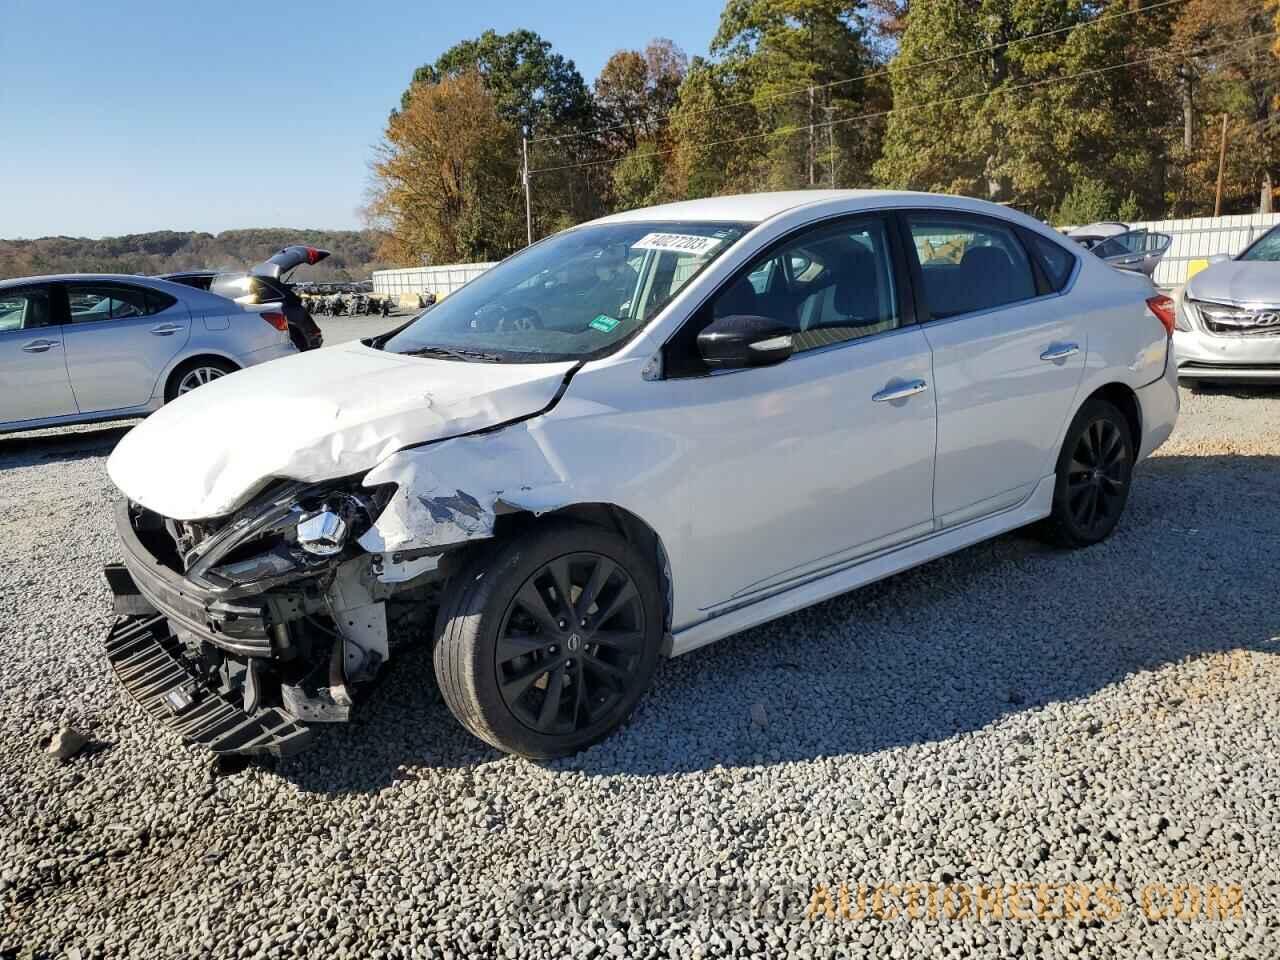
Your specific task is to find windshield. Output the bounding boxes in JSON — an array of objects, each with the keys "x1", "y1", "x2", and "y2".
[
  {"x1": 1239, "y1": 226, "x2": 1280, "y2": 262},
  {"x1": 381, "y1": 221, "x2": 750, "y2": 362}
]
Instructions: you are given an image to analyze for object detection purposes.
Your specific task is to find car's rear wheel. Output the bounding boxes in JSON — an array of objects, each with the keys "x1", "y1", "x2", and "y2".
[
  {"x1": 165, "y1": 358, "x2": 237, "y2": 401},
  {"x1": 434, "y1": 521, "x2": 664, "y2": 758},
  {"x1": 1042, "y1": 397, "x2": 1135, "y2": 548}
]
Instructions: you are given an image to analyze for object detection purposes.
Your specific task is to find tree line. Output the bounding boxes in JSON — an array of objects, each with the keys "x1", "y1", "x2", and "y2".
[
  {"x1": 0, "y1": 229, "x2": 389, "y2": 282},
  {"x1": 367, "y1": 0, "x2": 1279, "y2": 266}
]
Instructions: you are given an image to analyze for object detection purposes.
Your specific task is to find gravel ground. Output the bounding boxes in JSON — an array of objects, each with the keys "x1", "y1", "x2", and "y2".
[{"x1": 2, "y1": 382, "x2": 1279, "y2": 959}]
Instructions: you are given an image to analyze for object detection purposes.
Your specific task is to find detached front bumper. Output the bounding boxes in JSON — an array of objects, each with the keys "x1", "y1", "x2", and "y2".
[
  {"x1": 104, "y1": 499, "x2": 326, "y2": 757},
  {"x1": 104, "y1": 615, "x2": 313, "y2": 757}
]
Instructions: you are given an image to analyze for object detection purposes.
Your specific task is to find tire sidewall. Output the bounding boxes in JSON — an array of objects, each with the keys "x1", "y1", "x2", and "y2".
[
  {"x1": 437, "y1": 522, "x2": 665, "y2": 758},
  {"x1": 1051, "y1": 398, "x2": 1135, "y2": 546}
]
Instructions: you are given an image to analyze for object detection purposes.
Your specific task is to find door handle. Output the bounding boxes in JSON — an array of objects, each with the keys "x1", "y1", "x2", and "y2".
[
  {"x1": 872, "y1": 379, "x2": 928, "y2": 403},
  {"x1": 150, "y1": 323, "x2": 183, "y2": 336},
  {"x1": 1040, "y1": 342, "x2": 1079, "y2": 362},
  {"x1": 21, "y1": 339, "x2": 57, "y2": 353}
]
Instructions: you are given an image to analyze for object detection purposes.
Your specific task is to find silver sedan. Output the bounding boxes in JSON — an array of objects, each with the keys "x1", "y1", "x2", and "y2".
[
  {"x1": 0, "y1": 274, "x2": 296, "y2": 433},
  {"x1": 1174, "y1": 225, "x2": 1280, "y2": 383}
]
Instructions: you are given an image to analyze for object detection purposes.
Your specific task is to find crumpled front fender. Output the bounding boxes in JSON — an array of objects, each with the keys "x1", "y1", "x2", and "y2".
[{"x1": 356, "y1": 424, "x2": 573, "y2": 554}]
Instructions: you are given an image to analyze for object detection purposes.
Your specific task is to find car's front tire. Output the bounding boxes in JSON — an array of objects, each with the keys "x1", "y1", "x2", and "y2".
[
  {"x1": 1042, "y1": 397, "x2": 1135, "y2": 548},
  {"x1": 434, "y1": 521, "x2": 664, "y2": 758}
]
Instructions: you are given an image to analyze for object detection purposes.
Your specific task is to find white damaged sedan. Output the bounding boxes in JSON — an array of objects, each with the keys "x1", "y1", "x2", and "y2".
[{"x1": 103, "y1": 190, "x2": 1179, "y2": 759}]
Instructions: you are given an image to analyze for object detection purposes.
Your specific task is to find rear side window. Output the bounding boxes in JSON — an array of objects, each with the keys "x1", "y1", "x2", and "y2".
[
  {"x1": 66, "y1": 284, "x2": 153, "y2": 322},
  {"x1": 146, "y1": 289, "x2": 178, "y2": 314},
  {"x1": 1025, "y1": 233, "x2": 1078, "y2": 291},
  {"x1": 905, "y1": 213, "x2": 1038, "y2": 319}
]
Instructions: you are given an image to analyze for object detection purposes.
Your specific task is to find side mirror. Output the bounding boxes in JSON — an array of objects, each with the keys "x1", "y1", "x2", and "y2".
[
  {"x1": 696, "y1": 314, "x2": 795, "y2": 370},
  {"x1": 1207, "y1": 253, "x2": 1230, "y2": 265}
]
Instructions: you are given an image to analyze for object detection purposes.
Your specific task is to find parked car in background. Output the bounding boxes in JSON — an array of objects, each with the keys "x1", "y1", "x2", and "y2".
[
  {"x1": 156, "y1": 246, "x2": 329, "y2": 351},
  {"x1": 1068, "y1": 222, "x2": 1172, "y2": 278},
  {"x1": 1173, "y1": 224, "x2": 1280, "y2": 384},
  {"x1": 102, "y1": 190, "x2": 1178, "y2": 761},
  {"x1": 0, "y1": 274, "x2": 296, "y2": 433}
]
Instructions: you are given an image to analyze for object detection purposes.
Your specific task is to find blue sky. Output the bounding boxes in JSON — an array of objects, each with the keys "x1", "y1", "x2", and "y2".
[{"x1": 0, "y1": 1, "x2": 723, "y2": 239}]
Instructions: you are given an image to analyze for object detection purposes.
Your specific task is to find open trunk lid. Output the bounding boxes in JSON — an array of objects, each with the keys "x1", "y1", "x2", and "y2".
[{"x1": 250, "y1": 245, "x2": 331, "y2": 280}]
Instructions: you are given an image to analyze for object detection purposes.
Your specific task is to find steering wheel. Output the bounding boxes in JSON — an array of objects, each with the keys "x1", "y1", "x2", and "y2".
[{"x1": 495, "y1": 306, "x2": 543, "y2": 332}]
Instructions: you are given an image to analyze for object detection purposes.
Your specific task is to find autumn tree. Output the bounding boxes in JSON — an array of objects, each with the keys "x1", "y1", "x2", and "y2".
[
  {"x1": 592, "y1": 39, "x2": 689, "y2": 210},
  {"x1": 1169, "y1": 0, "x2": 1280, "y2": 213},
  {"x1": 399, "y1": 30, "x2": 603, "y2": 237},
  {"x1": 367, "y1": 72, "x2": 523, "y2": 265}
]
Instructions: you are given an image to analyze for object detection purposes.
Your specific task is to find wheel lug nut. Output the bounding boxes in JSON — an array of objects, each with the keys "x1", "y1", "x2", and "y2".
[
  {"x1": 580, "y1": 619, "x2": 587, "y2": 628},
  {"x1": 548, "y1": 645, "x2": 557, "y2": 654},
  {"x1": 558, "y1": 619, "x2": 567, "y2": 629}
]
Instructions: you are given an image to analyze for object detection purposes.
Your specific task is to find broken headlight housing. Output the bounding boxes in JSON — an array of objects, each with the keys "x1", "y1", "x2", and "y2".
[{"x1": 180, "y1": 479, "x2": 393, "y2": 594}]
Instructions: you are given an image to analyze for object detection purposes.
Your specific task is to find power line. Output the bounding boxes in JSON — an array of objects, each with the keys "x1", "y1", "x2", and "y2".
[
  {"x1": 529, "y1": 31, "x2": 1275, "y2": 176},
  {"x1": 529, "y1": 0, "x2": 1194, "y2": 146}
]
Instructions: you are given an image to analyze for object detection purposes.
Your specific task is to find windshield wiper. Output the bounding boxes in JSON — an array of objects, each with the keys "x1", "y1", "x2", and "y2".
[{"x1": 401, "y1": 345, "x2": 504, "y2": 363}]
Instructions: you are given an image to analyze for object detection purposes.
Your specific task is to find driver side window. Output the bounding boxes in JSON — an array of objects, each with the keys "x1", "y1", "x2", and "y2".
[{"x1": 665, "y1": 216, "x2": 900, "y2": 377}]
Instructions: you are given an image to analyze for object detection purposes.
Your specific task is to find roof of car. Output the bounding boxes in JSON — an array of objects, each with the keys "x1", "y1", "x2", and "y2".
[
  {"x1": 589, "y1": 189, "x2": 1000, "y2": 226},
  {"x1": 0, "y1": 273, "x2": 182, "y2": 287},
  {"x1": 0, "y1": 274, "x2": 224, "y2": 303}
]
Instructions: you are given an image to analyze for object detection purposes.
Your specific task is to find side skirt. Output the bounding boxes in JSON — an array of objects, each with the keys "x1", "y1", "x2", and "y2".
[{"x1": 668, "y1": 473, "x2": 1056, "y2": 658}]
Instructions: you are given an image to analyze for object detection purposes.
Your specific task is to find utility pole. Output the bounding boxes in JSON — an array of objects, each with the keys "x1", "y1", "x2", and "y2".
[
  {"x1": 522, "y1": 133, "x2": 533, "y2": 247},
  {"x1": 1213, "y1": 113, "x2": 1229, "y2": 217},
  {"x1": 826, "y1": 94, "x2": 836, "y2": 189},
  {"x1": 808, "y1": 86, "x2": 816, "y2": 187}
]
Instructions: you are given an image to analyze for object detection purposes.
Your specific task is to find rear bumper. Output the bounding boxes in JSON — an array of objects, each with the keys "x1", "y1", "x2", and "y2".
[
  {"x1": 1135, "y1": 355, "x2": 1180, "y2": 461},
  {"x1": 240, "y1": 340, "x2": 297, "y2": 368}
]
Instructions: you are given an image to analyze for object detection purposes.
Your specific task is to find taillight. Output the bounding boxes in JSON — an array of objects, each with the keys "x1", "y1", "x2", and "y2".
[
  {"x1": 261, "y1": 311, "x2": 288, "y2": 332},
  {"x1": 1146, "y1": 295, "x2": 1175, "y2": 337}
]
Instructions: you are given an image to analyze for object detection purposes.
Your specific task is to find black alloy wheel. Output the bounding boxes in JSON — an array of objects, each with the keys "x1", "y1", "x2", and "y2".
[
  {"x1": 434, "y1": 521, "x2": 663, "y2": 758},
  {"x1": 1065, "y1": 417, "x2": 1130, "y2": 537},
  {"x1": 1043, "y1": 397, "x2": 1135, "y2": 548},
  {"x1": 495, "y1": 553, "x2": 646, "y2": 737}
]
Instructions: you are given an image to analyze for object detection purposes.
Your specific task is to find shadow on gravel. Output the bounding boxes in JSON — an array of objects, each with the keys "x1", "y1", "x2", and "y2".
[
  {"x1": 1184, "y1": 382, "x2": 1280, "y2": 399},
  {"x1": 0, "y1": 422, "x2": 133, "y2": 468},
  {"x1": 234, "y1": 453, "x2": 1280, "y2": 791}
]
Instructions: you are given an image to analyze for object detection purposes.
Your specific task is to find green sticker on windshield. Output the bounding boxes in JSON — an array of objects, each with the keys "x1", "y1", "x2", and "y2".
[{"x1": 590, "y1": 314, "x2": 620, "y2": 333}]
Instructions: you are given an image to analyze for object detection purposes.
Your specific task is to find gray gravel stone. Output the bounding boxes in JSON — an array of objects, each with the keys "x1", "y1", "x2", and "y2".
[{"x1": 45, "y1": 726, "x2": 90, "y2": 762}]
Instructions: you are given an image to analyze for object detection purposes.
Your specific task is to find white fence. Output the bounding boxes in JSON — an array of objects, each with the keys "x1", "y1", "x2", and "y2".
[
  {"x1": 1105, "y1": 212, "x2": 1280, "y2": 287},
  {"x1": 371, "y1": 262, "x2": 497, "y2": 301}
]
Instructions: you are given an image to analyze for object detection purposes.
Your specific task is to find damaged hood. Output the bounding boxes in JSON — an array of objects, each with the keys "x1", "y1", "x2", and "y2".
[{"x1": 108, "y1": 342, "x2": 575, "y2": 520}]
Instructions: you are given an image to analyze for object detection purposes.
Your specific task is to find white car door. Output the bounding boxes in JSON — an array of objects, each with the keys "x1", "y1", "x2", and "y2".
[
  {"x1": 61, "y1": 282, "x2": 190, "y2": 413},
  {"x1": 903, "y1": 211, "x2": 1086, "y2": 526},
  {"x1": 0, "y1": 284, "x2": 78, "y2": 424},
  {"x1": 657, "y1": 214, "x2": 937, "y2": 613}
]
